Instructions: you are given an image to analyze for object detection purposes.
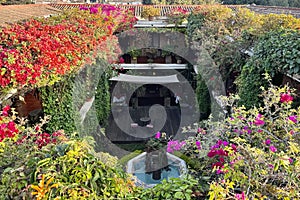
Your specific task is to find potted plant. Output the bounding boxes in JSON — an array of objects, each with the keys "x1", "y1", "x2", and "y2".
[
  {"x1": 141, "y1": 6, "x2": 160, "y2": 21},
  {"x1": 128, "y1": 49, "x2": 141, "y2": 64}
]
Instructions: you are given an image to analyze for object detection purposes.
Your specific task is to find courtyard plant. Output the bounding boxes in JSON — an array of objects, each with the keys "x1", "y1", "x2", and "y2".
[
  {"x1": 0, "y1": 106, "x2": 137, "y2": 199},
  {"x1": 173, "y1": 76, "x2": 300, "y2": 199},
  {"x1": 141, "y1": 6, "x2": 161, "y2": 20}
]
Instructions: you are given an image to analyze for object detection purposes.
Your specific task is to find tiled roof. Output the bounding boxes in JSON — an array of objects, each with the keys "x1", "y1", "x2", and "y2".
[
  {"x1": 118, "y1": 5, "x2": 202, "y2": 17},
  {"x1": 49, "y1": 4, "x2": 300, "y2": 18},
  {"x1": 246, "y1": 5, "x2": 300, "y2": 18},
  {"x1": 49, "y1": 4, "x2": 209, "y2": 16},
  {"x1": 1, "y1": 3, "x2": 300, "y2": 27},
  {"x1": 0, "y1": 4, "x2": 61, "y2": 27}
]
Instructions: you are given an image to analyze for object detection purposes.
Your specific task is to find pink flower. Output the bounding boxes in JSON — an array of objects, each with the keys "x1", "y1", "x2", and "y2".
[
  {"x1": 119, "y1": 57, "x2": 124, "y2": 63},
  {"x1": 195, "y1": 140, "x2": 201, "y2": 149},
  {"x1": 207, "y1": 150, "x2": 217, "y2": 158},
  {"x1": 254, "y1": 119, "x2": 265, "y2": 126},
  {"x1": 231, "y1": 144, "x2": 237, "y2": 151},
  {"x1": 2, "y1": 105, "x2": 10, "y2": 116},
  {"x1": 155, "y1": 132, "x2": 161, "y2": 139},
  {"x1": 269, "y1": 145, "x2": 277, "y2": 152},
  {"x1": 289, "y1": 158, "x2": 293, "y2": 163},
  {"x1": 235, "y1": 191, "x2": 246, "y2": 200},
  {"x1": 288, "y1": 115, "x2": 297, "y2": 123},
  {"x1": 268, "y1": 164, "x2": 274, "y2": 168},
  {"x1": 254, "y1": 114, "x2": 265, "y2": 126},
  {"x1": 219, "y1": 157, "x2": 225, "y2": 163},
  {"x1": 167, "y1": 140, "x2": 185, "y2": 153},
  {"x1": 280, "y1": 93, "x2": 293, "y2": 103},
  {"x1": 222, "y1": 141, "x2": 229, "y2": 146},
  {"x1": 265, "y1": 139, "x2": 271, "y2": 145},
  {"x1": 89, "y1": 7, "x2": 99, "y2": 14}
]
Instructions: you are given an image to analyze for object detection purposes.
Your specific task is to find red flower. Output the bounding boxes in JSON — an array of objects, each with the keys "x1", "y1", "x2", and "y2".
[
  {"x1": 231, "y1": 144, "x2": 237, "y2": 151},
  {"x1": 119, "y1": 57, "x2": 124, "y2": 63},
  {"x1": 280, "y1": 93, "x2": 293, "y2": 103},
  {"x1": 207, "y1": 150, "x2": 217, "y2": 158},
  {"x1": 2, "y1": 105, "x2": 10, "y2": 116},
  {"x1": 212, "y1": 162, "x2": 223, "y2": 168}
]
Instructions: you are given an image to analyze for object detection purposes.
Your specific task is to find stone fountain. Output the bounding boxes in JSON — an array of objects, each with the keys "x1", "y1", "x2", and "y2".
[{"x1": 127, "y1": 151, "x2": 187, "y2": 188}]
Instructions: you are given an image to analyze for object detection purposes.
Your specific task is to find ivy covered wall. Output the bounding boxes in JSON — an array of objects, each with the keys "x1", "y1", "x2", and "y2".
[{"x1": 40, "y1": 60, "x2": 113, "y2": 136}]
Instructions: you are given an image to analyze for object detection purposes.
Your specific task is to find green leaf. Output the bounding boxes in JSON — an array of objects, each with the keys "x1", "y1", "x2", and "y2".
[
  {"x1": 92, "y1": 171, "x2": 100, "y2": 182},
  {"x1": 174, "y1": 191, "x2": 184, "y2": 199}
]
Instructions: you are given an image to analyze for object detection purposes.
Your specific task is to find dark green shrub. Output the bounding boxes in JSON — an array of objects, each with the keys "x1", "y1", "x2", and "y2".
[{"x1": 196, "y1": 75, "x2": 211, "y2": 119}]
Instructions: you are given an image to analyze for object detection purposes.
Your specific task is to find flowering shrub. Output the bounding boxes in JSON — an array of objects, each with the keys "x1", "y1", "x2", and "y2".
[
  {"x1": 0, "y1": 105, "x2": 19, "y2": 142},
  {"x1": 167, "y1": 140, "x2": 186, "y2": 153},
  {"x1": 0, "y1": 5, "x2": 136, "y2": 100},
  {"x1": 0, "y1": 105, "x2": 64, "y2": 148},
  {"x1": 0, "y1": 107, "x2": 136, "y2": 199},
  {"x1": 176, "y1": 78, "x2": 300, "y2": 199},
  {"x1": 0, "y1": 107, "x2": 66, "y2": 199}
]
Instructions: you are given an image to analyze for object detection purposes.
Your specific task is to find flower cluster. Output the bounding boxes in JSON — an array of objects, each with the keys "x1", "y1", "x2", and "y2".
[
  {"x1": 1, "y1": 105, "x2": 64, "y2": 148},
  {"x1": 207, "y1": 140, "x2": 236, "y2": 173},
  {"x1": 0, "y1": 106, "x2": 19, "y2": 142},
  {"x1": 254, "y1": 113, "x2": 265, "y2": 126},
  {"x1": 16, "y1": 130, "x2": 64, "y2": 148},
  {"x1": 0, "y1": 5, "x2": 136, "y2": 97},
  {"x1": 264, "y1": 139, "x2": 277, "y2": 153},
  {"x1": 167, "y1": 140, "x2": 186, "y2": 153},
  {"x1": 280, "y1": 93, "x2": 293, "y2": 103}
]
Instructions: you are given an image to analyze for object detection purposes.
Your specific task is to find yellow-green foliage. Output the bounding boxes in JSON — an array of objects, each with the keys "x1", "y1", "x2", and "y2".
[
  {"x1": 261, "y1": 13, "x2": 300, "y2": 33},
  {"x1": 194, "y1": 5, "x2": 233, "y2": 22},
  {"x1": 95, "y1": 152, "x2": 118, "y2": 168},
  {"x1": 206, "y1": 79, "x2": 300, "y2": 199},
  {"x1": 192, "y1": 6, "x2": 300, "y2": 36},
  {"x1": 31, "y1": 138, "x2": 137, "y2": 199},
  {"x1": 141, "y1": 6, "x2": 161, "y2": 18}
]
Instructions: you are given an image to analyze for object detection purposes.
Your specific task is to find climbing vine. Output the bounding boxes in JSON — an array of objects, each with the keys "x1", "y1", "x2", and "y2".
[
  {"x1": 40, "y1": 59, "x2": 113, "y2": 136},
  {"x1": 237, "y1": 29, "x2": 300, "y2": 108}
]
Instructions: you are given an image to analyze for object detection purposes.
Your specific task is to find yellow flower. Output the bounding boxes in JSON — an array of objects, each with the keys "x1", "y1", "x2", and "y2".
[{"x1": 31, "y1": 174, "x2": 58, "y2": 200}]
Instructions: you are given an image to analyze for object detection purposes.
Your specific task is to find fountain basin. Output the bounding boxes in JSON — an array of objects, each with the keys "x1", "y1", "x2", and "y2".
[{"x1": 127, "y1": 152, "x2": 187, "y2": 188}]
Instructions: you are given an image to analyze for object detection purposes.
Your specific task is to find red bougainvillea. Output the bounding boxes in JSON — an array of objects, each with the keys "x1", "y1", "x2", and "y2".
[{"x1": 0, "y1": 5, "x2": 137, "y2": 96}]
